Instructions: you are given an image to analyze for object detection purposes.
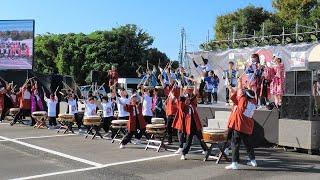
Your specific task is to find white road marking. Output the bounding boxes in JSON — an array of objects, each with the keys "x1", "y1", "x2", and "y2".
[
  {"x1": 10, "y1": 154, "x2": 179, "y2": 180},
  {"x1": 0, "y1": 135, "x2": 103, "y2": 167},
  {"x1": 15, "y1": 134, "x2": 76, "y2": 140},
  {"x1": 0, "y1": 134, "x2": 76, "y2": 142}
]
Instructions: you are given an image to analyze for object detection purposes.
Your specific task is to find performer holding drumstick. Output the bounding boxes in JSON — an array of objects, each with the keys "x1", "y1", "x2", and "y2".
[
  {"x1": 173, "y1": 81, "x2": 208, "y2": 160},
  {"x1": 225, "y1": 76, "x2": 257, "y2": 170}
]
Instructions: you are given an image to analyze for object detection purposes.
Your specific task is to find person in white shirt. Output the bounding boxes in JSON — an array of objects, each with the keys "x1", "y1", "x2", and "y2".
[
  {"x1": 44, "y1": 92, "x2": 58, "y2": 128},
  {"x1": 85, "y1": 97, "x2": 97, "y2": 117},
  {"x1": 101, "y1": 96, "x2": 114, "y2": 134},
  {"x1": 117, "y1": 89, "x2": 129, "y2": 120},
  {"x1": 142, "y1": 89, "x2": 153, "y2": 124},
  {"x1": 67, "y1": 93, "x2": 81, "y2": 130}
]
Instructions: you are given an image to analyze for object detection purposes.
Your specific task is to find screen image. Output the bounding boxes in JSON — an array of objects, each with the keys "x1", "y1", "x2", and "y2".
[{"x1": 0, "y1": 20, "x2": 34, "y2": 70}]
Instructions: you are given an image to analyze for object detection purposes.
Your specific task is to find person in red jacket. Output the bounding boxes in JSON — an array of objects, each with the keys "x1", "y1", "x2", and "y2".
[
  {"x1": 173, "y1": 86, "x2": 208, "y2": 160},
  {"x1": 119, "y1": 95, "x2": 149, "y2": 149},
  {"x1": 225, "y1": 78, "x2": 257, "y2": 170},
  {"x1": 165, "y1": 83, "x2": 180, "y2": 145}
]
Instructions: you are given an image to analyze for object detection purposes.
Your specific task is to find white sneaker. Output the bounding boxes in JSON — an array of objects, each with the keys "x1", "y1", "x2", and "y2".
[
  {"x1": 133, "y1": 139, "x2": 141, "y2": 145},
  {"x1": 180, "y1": 155, "x2": 186, "y2": 160},
  {"x1": 202, "y1": 150, "x2": 207, "y2": 155},
  {"x1": 247, "y1": 160, "x2": 257, "y2": 167},
  {"x1": 47, "y1": 126, "x2": 53, "y2": 130},
  {"x1": 225, "y1": 162, "x2": 239, "y2": 170},
  {"x1": 120, "y1": 144, "x2": 125, "y2": 149},
  {"x1": 225, "y1": 103, "x2": 230, "y2": 106},
  {"x1": 174, "y1": 148, "x2": 183, "y2": 154}
]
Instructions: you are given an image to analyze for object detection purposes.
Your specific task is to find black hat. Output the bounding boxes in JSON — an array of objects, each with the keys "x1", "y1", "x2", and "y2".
[{"x1": 245, "y1": 89, "x2": 255, "y2": 99}]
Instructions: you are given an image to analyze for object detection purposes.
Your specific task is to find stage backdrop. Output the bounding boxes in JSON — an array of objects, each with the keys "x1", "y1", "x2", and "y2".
[
  {"x1": 185, "y1": 42, "x2": 320, "y2": 102},
  {"x1": 0, "y1": 20, "x2": 34, "y2": 70}
]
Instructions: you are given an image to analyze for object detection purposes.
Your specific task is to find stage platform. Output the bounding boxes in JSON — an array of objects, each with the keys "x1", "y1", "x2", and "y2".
[{"x1": 197, "y1": 102, "x2": 231, "y2": 127}]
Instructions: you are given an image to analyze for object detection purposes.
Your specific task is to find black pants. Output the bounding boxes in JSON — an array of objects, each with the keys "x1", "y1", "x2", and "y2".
[
  {"x1": 231, "y1": 130, "x2": 255, "y2": 163},
  {"x1": 226, "y1": 88, "x2": 230, "y2": 103},
  {"x1": 166, "y1": 115, "x2": 175, "y2": 143},
  {"x1": 143, "y1": 116, "x2": 152, "y2": 124},
  {"x1": 48, "y1": 117, "x2": 57, "y2": 126},
  {"x1": 206, "y1": 92, "x2": 218, "y2": 103},
  {"x1": 1, "y1": 107, "x2": 10, "y2": 121},
  {"x1": 206, "y1": 92, "x2": 212, "y2": 103},
  {"x1": 260, "y1": 80, "x2": 269, "y2": 106},
  {"x1": 121, "y1": 129, "x2": 149, "y2": 145},
  {"x1": 199, "y1": 81, "x2": 205, "y2": 103},
  {"x1": 13, "y1": 109, "x2": 30, "y2": 123},
  {"x1": 74, "y1": 113, "x2": 82, "y2": 129},
  {"x1": 118, "y1": 116, "x2": 129, "y2": 120},
  {"x1": 178, "y1": 131, "x2": 186, "y2": 148},
  {"x1": 101, "y1": 116, "x2": 113, "y2": 133},
  {"x1": 182, "y1": 130, "x2": 208, "y2": 155}
]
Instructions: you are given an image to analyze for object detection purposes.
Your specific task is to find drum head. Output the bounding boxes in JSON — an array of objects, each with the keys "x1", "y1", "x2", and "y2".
[
  {"x1": 203, "y1": 129, "x2": 226, "y2": 134},
  {"x1": 112, "y1": 120, "x2": 128, "y2": 124},
  {"x1": 146, "y1": 124, "x2": 166, "y2": 129},
  {"x1": 32, "y1": 111, "x2": 47, "y2": 115}
]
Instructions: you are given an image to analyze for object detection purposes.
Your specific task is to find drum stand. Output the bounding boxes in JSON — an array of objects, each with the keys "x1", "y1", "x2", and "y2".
[
  {"x1": 203, "y1": 141, "x2": 230, "y2": 164},
  {"x1": 33, "y1": 116, "x2": 48, "y2": 129},
  {"x1": 111, "y1": 127, "x2": 127, "y2": 143},
  {"x1": 85, "y1": 125, "x2": 103, "y2": 139},
  {"x1": 145, "y1": 133, "x2": 167, "y2": 152},
  {"x1": 57, "y1": 120, "x2": 75, "y2": 134}
]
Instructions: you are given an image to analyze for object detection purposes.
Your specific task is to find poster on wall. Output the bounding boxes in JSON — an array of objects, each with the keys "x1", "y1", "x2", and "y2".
[
  {"x1": 291, "y1": 51, "x2": 306, "y2": 68},
  {"x1": 0, "y1": 20, "x2": 34, "y2": 70}
]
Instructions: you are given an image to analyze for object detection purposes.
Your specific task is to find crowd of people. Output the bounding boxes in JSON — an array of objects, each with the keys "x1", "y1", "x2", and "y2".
[
  {"x1": 0, "y1": 53, "x2": 286, "y2": 170},
  {"x1": 0, "y1": 40, "x2": 31, "y2": 59}
]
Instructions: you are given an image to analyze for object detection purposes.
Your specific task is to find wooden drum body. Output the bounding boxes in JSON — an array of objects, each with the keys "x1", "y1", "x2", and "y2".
[
  {"x1": 58, "y1": 114, "x2": 75, "y2": 122},
  {"x1": 202, "y1": 129, "x2": 227, "y2": 143},
  {"x1": 111, "y1": 119, "x2": 128, "y2": 129},
  {"x1": 83, "y1": 116, "x2": 101, "y2": 126},
  {"x1": 9, "y1": 108, "x2": 20, "y2": 115},
  {"x1": 146, "y1": 124, "x2": 166, "y2": 134},
  {"x1": 32, "y1": 111, "x2": 47, "y2": 118},
  {"x1": 151, "y1": 118, "x2": 165, "y2": 125}
]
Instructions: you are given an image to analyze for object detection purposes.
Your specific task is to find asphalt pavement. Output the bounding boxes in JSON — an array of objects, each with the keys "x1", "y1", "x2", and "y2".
[{"x1": 0, "y1": 122, "x2": 319, "y2": 180}]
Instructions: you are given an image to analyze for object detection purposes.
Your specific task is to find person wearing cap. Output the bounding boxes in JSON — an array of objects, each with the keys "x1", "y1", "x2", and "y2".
[
  {"x1": 119, "y1": 95, "x2": 149, "y2": 148},
  {"x1": 223, "y1": 61, "x2": 239, "y2": 106},
  {"x1": 270, "y1": 55, "x2": 285, "y2": 108},
  {"x1": 173, "y1": 85, "x2": 208, "y2": 160},
  {"x1": 225, "y1": 77, "x2": 257, "y2": 170}
]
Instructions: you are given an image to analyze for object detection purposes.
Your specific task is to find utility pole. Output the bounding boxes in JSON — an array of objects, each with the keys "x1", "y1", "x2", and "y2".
[{"x1": 179, "y1": 28, "x2": 186, "y2": 66}]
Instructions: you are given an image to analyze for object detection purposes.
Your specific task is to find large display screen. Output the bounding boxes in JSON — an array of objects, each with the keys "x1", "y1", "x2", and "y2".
[{"x1": 0, "y1": 20, "x2": 34, "y2": 70}]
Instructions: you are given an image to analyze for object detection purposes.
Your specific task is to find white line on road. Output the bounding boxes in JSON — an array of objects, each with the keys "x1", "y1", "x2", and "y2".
[
  {"x1": 0, "y1": 135, "x2": 103, "y2": 167},
  {"x1": 0, "y1": 134, "x2": 76, "y2": 142},
  {"x1": 10, "y1": 153, "x2": 179, "y2": 180}
]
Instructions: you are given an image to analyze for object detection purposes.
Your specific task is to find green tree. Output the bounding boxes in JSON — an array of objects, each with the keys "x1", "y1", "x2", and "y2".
[{"x1": 34, "y1": 24, "x2": 170, "y2": 84}]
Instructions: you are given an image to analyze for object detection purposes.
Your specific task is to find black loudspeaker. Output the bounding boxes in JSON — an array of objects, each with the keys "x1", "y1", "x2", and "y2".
[
  {"x1": 285, "y1": 71, "x2": 295, "y2": 95},
  {"x1": 91, "y1": 70, "x2": 100, "y2": 83},
  {"x1": 296, "y1": 71, "x2": 312, "y2": 95},
  {"x1": 281, "y1": 95, "x2": 317, "y2": 121}
]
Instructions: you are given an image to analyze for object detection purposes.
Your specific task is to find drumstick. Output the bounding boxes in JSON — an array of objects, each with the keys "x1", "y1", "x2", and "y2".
[{"x1": 54, "y1": 86, "x2": 59, "y2": 94}]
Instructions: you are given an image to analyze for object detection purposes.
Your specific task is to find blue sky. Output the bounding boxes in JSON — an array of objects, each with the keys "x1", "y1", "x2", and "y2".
[{"x1": 0, "y1": 0, "x2": 273, "y2": 60}]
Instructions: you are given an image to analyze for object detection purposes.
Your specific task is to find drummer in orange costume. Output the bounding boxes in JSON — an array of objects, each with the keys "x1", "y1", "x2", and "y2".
[
  {"x1": 173, "y1": 83, "x2": 208, "y2": 160},
  {"x1": 225, "y1": 77, "x2": 257, "y2": 170},
  {"x1": 119, "y1": 95, "x2": 149, "y2": 149}
]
